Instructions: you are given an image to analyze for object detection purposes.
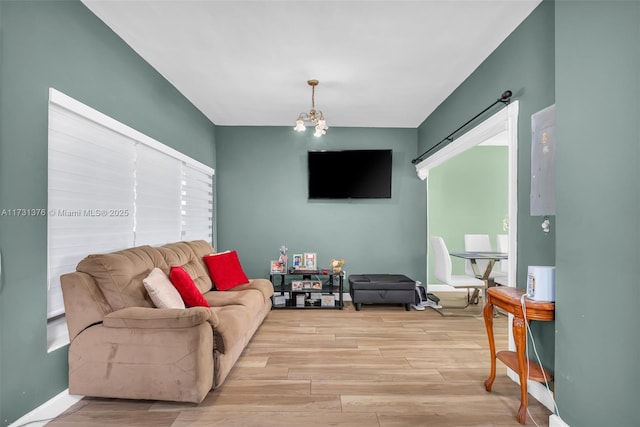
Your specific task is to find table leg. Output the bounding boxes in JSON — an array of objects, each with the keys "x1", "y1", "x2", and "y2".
[
  {"x1": 483, "y1": 299, "x2": 496, "y2": 392},
  {"x1": 513, "y1": 316, "x2": 528, "y2": 424}
]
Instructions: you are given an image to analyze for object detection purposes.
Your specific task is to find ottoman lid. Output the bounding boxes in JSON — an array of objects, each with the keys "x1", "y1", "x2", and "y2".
[{"x1": 348, "y1": 274, "x2": 416, "y2": 291}]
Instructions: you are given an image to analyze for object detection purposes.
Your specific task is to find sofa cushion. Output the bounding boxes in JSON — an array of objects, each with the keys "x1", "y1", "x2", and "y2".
[
  {"x1": 208, "y1": 305, "x2": 253, "y2": 353},
  {"x1": 143, "y1": 267, "x2": 185, "y2": 309},
  {"x1": 170, "y1": 266, "x2": 210, "y2": 308},
  {"x1": 204, "y1": 287, "x2": 265, "y2": 309},
  {"x1": 103, "y1": 306, "x2": 214, "y2": 329},
  {"x1": 158, "y1": 241, "x2": 213, "y2": 294},
  {"x1": 226, "y1": 278, "x2": 274, "y2": 303},
  {"x1": 76, "y1": 245, "x2": 168, "y2": 310},
  {"x1": 203, "y1": 251, "x2": 249, "y2": 291}
]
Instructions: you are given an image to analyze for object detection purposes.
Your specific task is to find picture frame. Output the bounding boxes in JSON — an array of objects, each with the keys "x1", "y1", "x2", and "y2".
[
  {"x1": 291, "y1": 280, "x2": 304, "y2": 291},
  {"x1": 303, "y1": 252, "x2": 317, "y2": 270},
  {"x1": 292, "y1": 254, "x2": 303, "y2": 269},
  {"x1": 321, "y1": 294, "x2": 335, "y2": 307},
  {"x1": 270, "y1": 260, "x2": 285, "y2": 274}
]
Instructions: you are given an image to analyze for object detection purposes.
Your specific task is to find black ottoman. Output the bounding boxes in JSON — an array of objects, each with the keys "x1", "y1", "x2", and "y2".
[{"x1": 348, "y1": 274, "x2": 416, "y2": 311}]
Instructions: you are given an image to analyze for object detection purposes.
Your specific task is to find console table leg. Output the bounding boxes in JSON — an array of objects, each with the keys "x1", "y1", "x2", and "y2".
[
  {"x1": 513, "y1": 316, "x2": 528, "y2": 424},
  {"x1": 483, "y1": 300, "x2": 496, "y2": 392}
]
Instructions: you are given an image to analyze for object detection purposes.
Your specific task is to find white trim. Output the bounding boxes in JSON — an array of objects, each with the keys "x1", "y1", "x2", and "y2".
[
  {"x1": 48, "y1": 88, "x2": 214, "y2": 176},
  {"x1": 7, "y1": 390, "x2": 82, "y2": 427}
]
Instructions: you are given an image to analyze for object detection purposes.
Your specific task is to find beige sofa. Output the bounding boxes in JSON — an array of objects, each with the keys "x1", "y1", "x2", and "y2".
[{"x1": 60, "y1": 240, "x2": 273, "y2": 403}]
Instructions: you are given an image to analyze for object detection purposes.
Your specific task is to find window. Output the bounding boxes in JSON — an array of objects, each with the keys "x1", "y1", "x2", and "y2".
[{"x1": 47, "y1": 88, "x2": 214, "y2": 350}]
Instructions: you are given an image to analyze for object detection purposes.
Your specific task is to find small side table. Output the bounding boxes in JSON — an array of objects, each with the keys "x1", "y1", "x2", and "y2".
[{"x1": 483, "y1": 286, "x2": 555, "y2": 425}]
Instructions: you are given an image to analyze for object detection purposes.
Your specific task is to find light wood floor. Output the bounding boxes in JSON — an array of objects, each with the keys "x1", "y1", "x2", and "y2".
[{"x1": 47, "y1": 294, "x2": 551, "y2": 426}]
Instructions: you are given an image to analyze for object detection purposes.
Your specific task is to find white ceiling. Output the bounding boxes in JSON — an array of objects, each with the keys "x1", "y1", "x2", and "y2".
[{"x1": 81, "y1": 0, "x2": 541, "y2": 129}]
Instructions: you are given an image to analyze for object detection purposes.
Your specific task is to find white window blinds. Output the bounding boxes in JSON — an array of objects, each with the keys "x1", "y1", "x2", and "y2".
[
  {"x1": 47, "y1": 88, "x2": 214, "y2": 320},
  {"x1": 181, "y1": 164, "x2": 214, "y2": 242},
  {"x1": 135, "y1": 143, "x2": 182, "y2": 246}
]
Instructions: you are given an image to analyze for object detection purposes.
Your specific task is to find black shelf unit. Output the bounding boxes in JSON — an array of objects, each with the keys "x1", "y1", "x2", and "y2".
[{"x1": 269, "y1": 271, "x2": 344, "y2": 309}]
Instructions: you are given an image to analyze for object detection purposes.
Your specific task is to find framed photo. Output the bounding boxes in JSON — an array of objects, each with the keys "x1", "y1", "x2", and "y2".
[
  {"x1": 292, "y1": 254, "x2": 303, "y2": 269},
  {"x1": 321, "y1": 294, "x2": 335, "y2": 307},
  {"x1": 291, "y1": 280, "x2": 303, "y2": 291},
  {"x1": 270, "y1": 260, "x2": 285, "y2": 274},
  {"x1": 301, "y1": 280, "x2": 313, "y2": 289},
  {"x1": 311, "y1": 281, "x2": 322, "y2": 289},
  {"x1": 303, "y1": 253, "x2": 317, "y2": 269}
]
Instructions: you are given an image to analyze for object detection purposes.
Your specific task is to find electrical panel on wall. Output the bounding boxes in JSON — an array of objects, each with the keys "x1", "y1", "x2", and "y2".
[{"x1": 530, "y1": 104, "x2": 556, "y2": 216}]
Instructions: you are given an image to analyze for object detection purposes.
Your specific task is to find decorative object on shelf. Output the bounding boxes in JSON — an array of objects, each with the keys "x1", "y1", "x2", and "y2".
[
  {"x1": 278, "y1": 245, "x2": 288, "y2": 269},
  {"x1": 291, "y1": 280, "x2": 303, "y2": 291},
  {"x1": 303, "y1": 253, "x2": 317, "y2": 269},
  {"x1": 321, "y1": 294, "x2": 336, "y2": 307},
  {"x1": 296, "y1": 294, "x2": 306, "y2": 307},
  {"x1": 270, "y1": 260, "x2": 285, "y2": 274},
  {"x1": 292, "y1": 253, "x2": 302, "y2": 269},
  {"x1": 330, "y1": 258, "x2": 345, "y2": 274},
  {"x1": 293, "y1": 79, "x2": 329, "y2": 137},
  {"x1": 273, "y1": 295, "x2": 286, "y2": 307}
]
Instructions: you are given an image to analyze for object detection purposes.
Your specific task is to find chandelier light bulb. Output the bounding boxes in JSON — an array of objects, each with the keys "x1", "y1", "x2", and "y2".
[{"x1": 294, "y1": 119, "x2": 306, "y2": 132}]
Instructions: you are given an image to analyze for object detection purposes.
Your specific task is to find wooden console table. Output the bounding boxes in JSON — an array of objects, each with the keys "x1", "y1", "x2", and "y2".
[{"x1": 483, "y1": 286, "x2": 555, "y2": 424}]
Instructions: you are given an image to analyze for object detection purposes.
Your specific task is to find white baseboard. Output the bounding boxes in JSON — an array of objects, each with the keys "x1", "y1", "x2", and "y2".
[
  {"x1": 549, "y1": 414, "x2": 570, "y2": 427},
  {"x1": 8, "y1": 390, "x2": 82, "y2": 427}
]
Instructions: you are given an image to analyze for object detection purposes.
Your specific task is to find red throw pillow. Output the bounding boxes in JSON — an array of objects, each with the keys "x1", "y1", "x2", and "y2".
[
  {"x1": 203, "y1": 250, "x2": 250, "y2": 291},
  {"x1": 169, "y1": 266, "x2": 210, "y2": 307}
]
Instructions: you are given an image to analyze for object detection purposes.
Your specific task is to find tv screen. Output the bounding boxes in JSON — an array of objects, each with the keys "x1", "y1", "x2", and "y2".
[{"x1": 308, "y1": 149, "x2": 392, "y2": 199}]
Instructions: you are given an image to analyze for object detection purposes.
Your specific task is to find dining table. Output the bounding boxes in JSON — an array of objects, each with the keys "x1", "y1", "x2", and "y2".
[
  {"x1": 449, "y1": 251, "x2": 508, "y2": 303},
  {"x1": 449, "y1": 251, "x2": 508, "y2": 282}
]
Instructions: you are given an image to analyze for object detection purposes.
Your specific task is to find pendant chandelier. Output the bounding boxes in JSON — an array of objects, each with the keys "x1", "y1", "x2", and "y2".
[{"x1": 294, "y1": 79, "x2": 329, "y2": 137}]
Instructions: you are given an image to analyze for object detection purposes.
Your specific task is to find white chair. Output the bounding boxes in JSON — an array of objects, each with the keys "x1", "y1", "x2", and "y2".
[
  {"x1": 464, "y1": 234, "x2": 493, "y2": 278},
  {"x1": 493, "y1": 234, "x2": 509, "y2": 283},
  {"x1": 430, "y1": 236, "x2": 485, "y2": 313}
]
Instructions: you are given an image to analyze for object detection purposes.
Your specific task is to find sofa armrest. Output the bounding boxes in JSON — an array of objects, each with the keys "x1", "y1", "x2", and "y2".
[{"x1": 103, "y1": 306, "x2": 217, "y2": 329}]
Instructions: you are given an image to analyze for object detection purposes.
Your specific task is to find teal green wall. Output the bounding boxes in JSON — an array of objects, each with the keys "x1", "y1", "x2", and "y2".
[
  {"x1": 214, "y1": 126, "x2": 426, "y2": 285},
  {"x1": 428, "y1": 146, "x2": 508, "y2": 283},
  {"x1": 0, "y1": 1, "x2": 216, "y2": 425},
  {"x1": 555, "y1": 2, "x2": 639, "y2": 426}
]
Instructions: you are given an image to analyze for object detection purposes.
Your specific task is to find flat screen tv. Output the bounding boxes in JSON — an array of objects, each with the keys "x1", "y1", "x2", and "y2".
[{"x1": 308, "y1": 149, "x2": 392, "y2": 199}]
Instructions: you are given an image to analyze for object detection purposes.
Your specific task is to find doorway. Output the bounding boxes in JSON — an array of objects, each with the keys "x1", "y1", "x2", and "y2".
[{"x1": 415, "y1": 101, "x2": 519, "y2": 288}]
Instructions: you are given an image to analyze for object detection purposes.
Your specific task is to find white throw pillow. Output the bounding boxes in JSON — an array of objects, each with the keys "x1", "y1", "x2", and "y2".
[{"x1": 143, "y1": 267, "x2": 186, "y2": 309}]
